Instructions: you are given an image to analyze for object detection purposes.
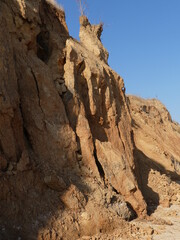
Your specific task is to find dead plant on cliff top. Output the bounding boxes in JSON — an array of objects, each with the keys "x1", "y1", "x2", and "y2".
[{"x1": 77, "y1": 0, "x2": 87, "y2": 15}]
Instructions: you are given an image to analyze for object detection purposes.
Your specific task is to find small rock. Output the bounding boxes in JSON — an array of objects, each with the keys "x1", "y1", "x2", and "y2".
[
  {"x1": 0, "y1": 155, "x2": 7, "y2": 171},
  {"x1": 81, "y1": 236, "x2": 91, "y2": 240},
  {"x1": 7, "y1": 162, "x2": 14, "y2": 171},
  {"x1": 44, "y1": 175, "x2": 66, "y2": 192},
  {"x1": 61, "y1": 184, "x2": 86, "y2": 209},
  {"x1": 171, "y1": 194, "x2": 177, "y2": 202},
  {"x1": 81, "y1": 212, "x2": 91, "y2": 221},
  {"x1": 15, "y1": 16, "x2": 23, "y2": 28},
  {"x1": 61, "y1": 83, "x2": 67, "y2": 93},
  {"x1": 77, "y1": 153, "x2": 82, "y2": 161},
  {"x1": 57, "y1": 77, "x2": 65, "y2": 84},
  {"x1": 17, "y1": 151, "x2": 30, "y2": 171},
  {"x1": 146, "y1": 227, "x2": 154, "y2": 235},
  {"x1": 146, "y1": 237, "x2": 152, "y2": 240},
  {"x1": 160, "y1": 199, "x2": 170, "y2": 208},
  {"x1": 54, "y1": 80, "x2": 63, "y2": 95}
]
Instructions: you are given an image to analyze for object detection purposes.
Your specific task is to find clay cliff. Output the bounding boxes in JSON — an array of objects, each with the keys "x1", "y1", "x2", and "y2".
[
  {"x1": 128, "y1": 96, "x2": 180, "y2": 208},
  {"x1": 0, "y1": 0, "x2": 180, "y2": 239},
  {"x1": 128, "y1": 96, "x2": 180, "y2": 178}
]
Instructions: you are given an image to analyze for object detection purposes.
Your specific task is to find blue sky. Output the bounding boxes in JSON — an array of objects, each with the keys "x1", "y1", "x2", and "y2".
[{"x1": 58, "y1": 0, "x2": 180, "y2": 123}]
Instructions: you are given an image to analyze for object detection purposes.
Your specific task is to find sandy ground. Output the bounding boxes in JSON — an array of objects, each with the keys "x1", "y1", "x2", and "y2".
[
  {"x1": 125, "y1": 204, "x2": 180, "y2": 240},
  {"x1": 78, "y1": 204, "x2": 180, "y2": 240},
  {"x1": 152, "y1": 205, "x2": 180, "y2": 240}
]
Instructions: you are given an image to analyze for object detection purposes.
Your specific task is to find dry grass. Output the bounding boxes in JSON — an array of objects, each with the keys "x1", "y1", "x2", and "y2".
[
  {"x1": 46, "y1": 0, "x2": 64, "y2": 11},
  {"x1": 77, "y1": 0, "x2": 87, "y2": 15}
]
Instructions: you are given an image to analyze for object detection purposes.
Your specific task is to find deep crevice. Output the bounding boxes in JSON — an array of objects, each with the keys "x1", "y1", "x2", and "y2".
[
  {"x1": 111, "y1": 186, "x2": 119, "y2": 195},
  {"x1": 30, "y1": 68, "x2": 45, "y2": 116},
  {"x1": 0, "y1": 139, "x2": 4, "y2": 155},
  {"x1": 18, "y1": 99, "x2": 33, "y2": 150},
  {"x1": 126, "y1": 202, "x2": 138, "y2": 221},
  {"x1": 23, "y1": 126, "x2": 33, "y2": 150},
  {"x1": 93, "y1": 142, "x2": 105, "y2": 180},
  {"x1": 110, "y1": 195, "x2": 117, "y2": 204},
  {"x1": 116, "y1": 124, "x2": 125, "y2": 151},
  {"x1": 14, "y1": 51, "x2": 34, "y2": 151}
]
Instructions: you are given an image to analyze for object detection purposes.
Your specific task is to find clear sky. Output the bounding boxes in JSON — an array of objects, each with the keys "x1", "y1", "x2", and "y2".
[{"x1": 58, "y1": 0, "x2": 180, "y2": 123}]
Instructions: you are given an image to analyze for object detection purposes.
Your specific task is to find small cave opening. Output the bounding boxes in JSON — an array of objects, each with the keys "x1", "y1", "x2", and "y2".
[{"x1": 36, "y1": 30, "x2": 51, "y2": 62}]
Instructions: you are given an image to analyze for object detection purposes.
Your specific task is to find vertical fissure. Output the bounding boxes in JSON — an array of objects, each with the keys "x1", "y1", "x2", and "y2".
[
  {"x1": 116, "y1": 124, "x2": 125, "y2": 151},
  {"x1": 93, "y1": 141, "x2": 105, "y2": 181},
  {"x1": 30, "y1": 67, "x2": 45, "y2": 117},
  {"x1": 16, "y1": 73, "x2": 33, "y2": 150}
]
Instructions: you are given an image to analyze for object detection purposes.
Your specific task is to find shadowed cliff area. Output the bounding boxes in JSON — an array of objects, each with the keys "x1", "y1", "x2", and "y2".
[{"x1": 0, "y1": 1, "x2": 180, "y2": 239}]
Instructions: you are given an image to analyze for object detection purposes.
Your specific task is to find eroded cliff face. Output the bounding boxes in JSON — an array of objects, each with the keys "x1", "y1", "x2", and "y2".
[
  {"x1": 128, "y1": 95, "x2": 180, "y2": 177},
  {"x1": 128, "y1": 96, "x2": 180, "y2": 207},
  {"x1": 63, "y1": 15, "x2": 146, "y2": 217},
  {"x1": 0, "y1": 0, "x2": 77, "y2": 239},
  {"x1": 0, "y1": 0, "x2": 147, "y2": 238},
  {"x1": 0, "y1": 0, "x2": 179, "y2": 239},
  {"x1": 0, "y1": 1, "x2": 147, "y2": 238}
]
